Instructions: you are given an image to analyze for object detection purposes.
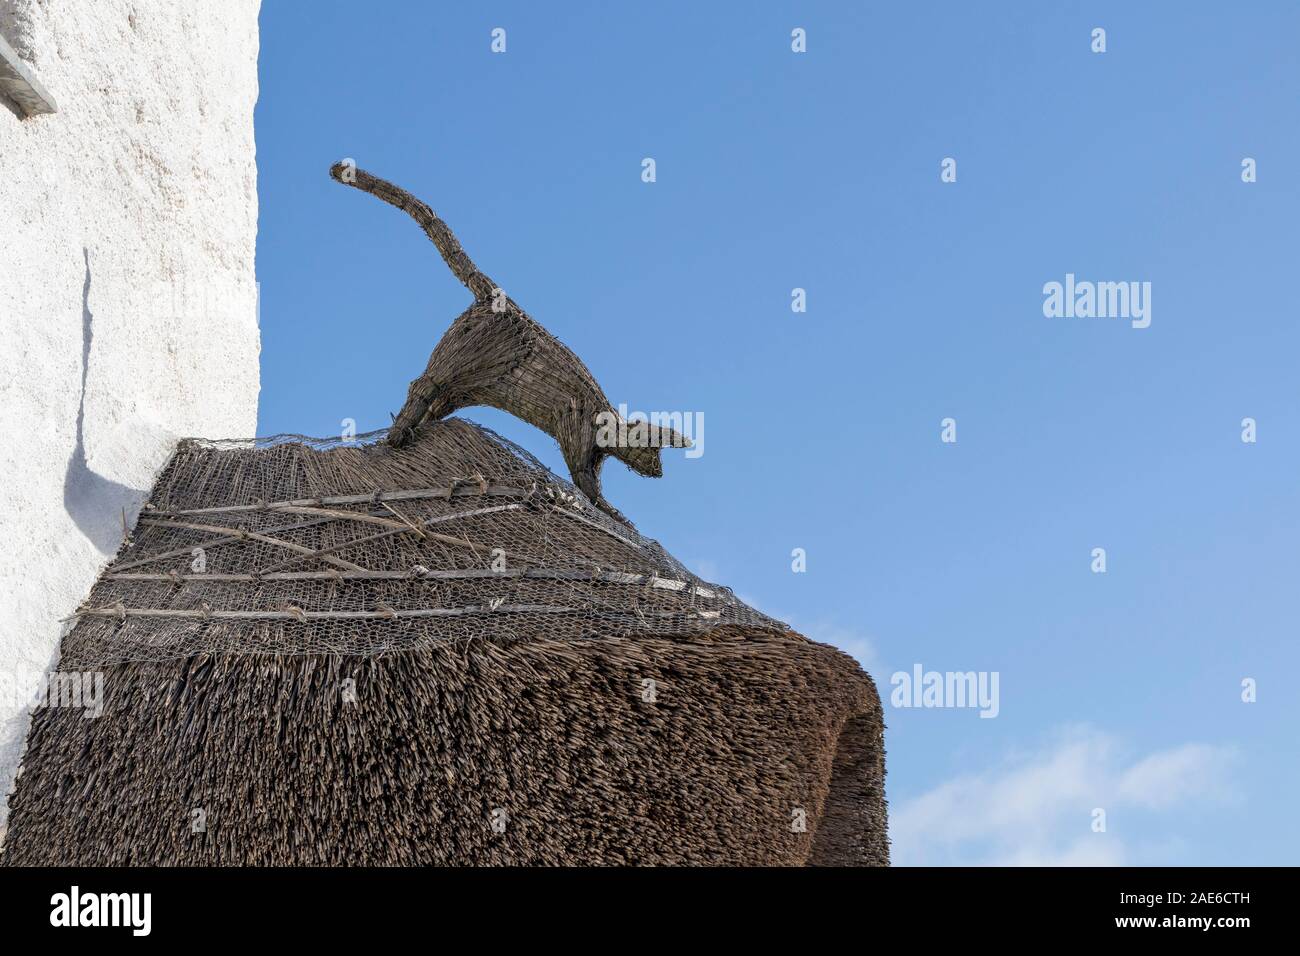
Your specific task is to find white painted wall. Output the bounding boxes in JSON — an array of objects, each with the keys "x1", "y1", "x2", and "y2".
[{"x1": 0, "y1": 1, "x2": 261, "y2": 845}]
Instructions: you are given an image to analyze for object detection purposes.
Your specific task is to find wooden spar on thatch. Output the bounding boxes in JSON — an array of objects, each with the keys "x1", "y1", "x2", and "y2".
[{"x1": 328, "y1": 161, "x2": 689, "y2": 522}]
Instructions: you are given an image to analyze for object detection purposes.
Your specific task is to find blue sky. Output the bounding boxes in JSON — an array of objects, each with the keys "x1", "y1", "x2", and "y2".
[{"x1": 254, "y1": 2, "x2": 1300, "y2": 864}]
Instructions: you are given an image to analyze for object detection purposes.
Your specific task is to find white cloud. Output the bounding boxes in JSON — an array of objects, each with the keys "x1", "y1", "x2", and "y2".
[
  {"x1": 890, "y1": 725, "x2": 1238, "y2": 866},
  {"x1": 1116, "y1": 743, "x2": 1236, "y2": 809}
]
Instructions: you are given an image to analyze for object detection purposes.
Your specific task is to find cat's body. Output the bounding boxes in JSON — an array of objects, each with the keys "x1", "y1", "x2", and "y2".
[{"x1": 329, "y1": 162, "x2": 686, "y2": 520}]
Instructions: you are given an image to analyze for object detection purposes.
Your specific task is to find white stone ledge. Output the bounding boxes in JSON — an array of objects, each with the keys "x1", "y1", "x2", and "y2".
[{"x1": 0, "y1": 31, "x2": 56, "y2": 117}]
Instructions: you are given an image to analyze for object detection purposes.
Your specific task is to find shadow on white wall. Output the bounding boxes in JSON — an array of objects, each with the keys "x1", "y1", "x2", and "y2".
[{"x1": 63, "y1": 248, "x2": 146, "y2": 555}]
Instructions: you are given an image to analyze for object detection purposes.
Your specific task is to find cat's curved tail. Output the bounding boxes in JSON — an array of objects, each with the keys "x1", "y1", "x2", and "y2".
[{"x1": 329, "y1": 162, "x2": 497, "y2": 301}]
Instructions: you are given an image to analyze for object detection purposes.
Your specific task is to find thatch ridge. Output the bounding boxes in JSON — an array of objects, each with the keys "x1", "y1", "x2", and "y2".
[{"x1": 52, "y1": 418, "x2": 780, "y2": 669}]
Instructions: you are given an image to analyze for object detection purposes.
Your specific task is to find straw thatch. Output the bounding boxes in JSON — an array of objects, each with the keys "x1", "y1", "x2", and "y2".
[
  {"x1": 2, "y1": 420, "x2": 886, "y2": 865},
  {"x1": 5, "y1": 631, "x2": 884, "y2": 865},
  {"x1": 2, "y1": 167, "x2": 888, "y2": 865}
]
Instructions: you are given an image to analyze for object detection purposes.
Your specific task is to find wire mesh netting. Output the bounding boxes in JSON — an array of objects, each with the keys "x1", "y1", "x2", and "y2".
[{"x1": 60, "y1": 418, "x2": 784, "y2": 668}]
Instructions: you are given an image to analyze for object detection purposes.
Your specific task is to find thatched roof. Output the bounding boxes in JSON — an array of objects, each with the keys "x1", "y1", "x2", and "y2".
[
  {"x1": 3, "y1": 421, "x2": 887, "y2": 864},
  {"x1": 7, "y1": 635, "x2": 884, "y2": 865},
  {"x1": 3, "y1": 165, "x2": 887, "y2": 865}
]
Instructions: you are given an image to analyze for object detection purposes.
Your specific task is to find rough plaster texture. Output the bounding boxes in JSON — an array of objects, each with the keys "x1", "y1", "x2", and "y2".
[{"x1": 0, "y1": 1, "x2": 262, "y2": 845}]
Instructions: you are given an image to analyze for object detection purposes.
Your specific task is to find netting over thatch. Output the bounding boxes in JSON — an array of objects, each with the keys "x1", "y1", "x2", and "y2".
[{"x1": 59, "y1": 419, "x2": 779, "y2": 670}]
